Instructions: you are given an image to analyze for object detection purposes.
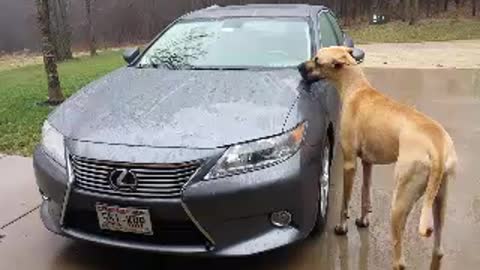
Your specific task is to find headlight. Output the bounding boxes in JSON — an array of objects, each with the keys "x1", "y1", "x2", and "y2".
[
  {"x1": 41, "y1": 121, "x2": 66, "y2": 166},
  {"x1": 205, "y1": 122, "x2": 306, "y2": 180}
]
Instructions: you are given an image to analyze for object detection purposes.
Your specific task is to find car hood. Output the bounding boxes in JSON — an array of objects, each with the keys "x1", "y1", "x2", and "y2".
[{"x1": 49, "y1": 67, "x2": 302, "y2": 148}]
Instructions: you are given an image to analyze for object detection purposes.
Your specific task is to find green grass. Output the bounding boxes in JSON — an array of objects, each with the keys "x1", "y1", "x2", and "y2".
[
  {"x1": 347, "y1": 19, "x2": 480, "y2": 44},
  {"x1": 0, "y1": 51, "x2": 124, "y2": 156}
]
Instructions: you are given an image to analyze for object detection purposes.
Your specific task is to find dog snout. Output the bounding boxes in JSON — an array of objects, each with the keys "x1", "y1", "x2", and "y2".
[
  {"x1": 297, "y1": 62, "x2": 306, "y2": 72},
  {"x1": 297, "y1": 62, "x2": 309, "y2": 80}
]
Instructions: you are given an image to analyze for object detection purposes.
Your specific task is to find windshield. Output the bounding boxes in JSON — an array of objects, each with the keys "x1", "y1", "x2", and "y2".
[{"x1": 137, "y1": 17, "x2": 311, "y2": 69}]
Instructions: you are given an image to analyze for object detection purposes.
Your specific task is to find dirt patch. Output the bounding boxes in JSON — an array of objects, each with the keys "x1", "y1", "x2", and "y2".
[
  {"x1": 359, "y1": 39, "x2": 480, "y2": 69},
  {"x1": 0, "y1": 52, "x2": 43, "y2": 72}
]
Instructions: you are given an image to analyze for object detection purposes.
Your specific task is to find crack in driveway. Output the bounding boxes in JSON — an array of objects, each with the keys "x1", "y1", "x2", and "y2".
[{"x1": 0, "y1": 204, "x2": 41, "y2": 230}]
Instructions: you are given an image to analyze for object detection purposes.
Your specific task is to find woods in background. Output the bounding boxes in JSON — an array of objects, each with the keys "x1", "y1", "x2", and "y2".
[{"x1": 2, "y1": 0, "x2": 478, "y2": 54}]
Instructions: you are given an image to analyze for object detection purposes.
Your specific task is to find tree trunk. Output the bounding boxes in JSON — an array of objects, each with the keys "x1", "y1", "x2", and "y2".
[
  {"x1": 455, "y1": 0, "x2": 462, "y2": 8},
  {"x1": 366, "y1": 0, "x2": 372, "y2": 22},
  {"x1": 426, "y1": 0, "x2": 432, "y2": 17},
  {"x1": 341, "y1": 0, "x2": 348, "y2": 25},
  {"x1": 444, "y1": 0, "x2": 449, "y2": 11},
  {"x1": 404, "y1": 0, "x2": 410, "y2": 21},
  {"x1": 434, "y1": 0, "x2": 441, "y2": 14},
  {"x1": 36, "y1": 0, "x2": 65, "y2": 105},
  {"x1": 409, "y1": 0, "x2": 419, "y2": 25},
  {"x1": 473, "y1": 0, "x2": 477, "y2": 16},
  {"x1": 454, "y1": 0, "x2": 461, "y2": 18},
  {"x1": 48, "y1": 0, "x2": 73, "y2": 61},
  {"x1": 85, "y1": 0, "x2": 97, "y2": 56},
  {"x1": 57, "y1": 0, "x2": 73, "y2": 60}
]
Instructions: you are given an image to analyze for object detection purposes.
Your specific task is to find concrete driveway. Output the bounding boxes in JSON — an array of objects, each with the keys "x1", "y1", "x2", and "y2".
[
  {"x1": 1, "y1": 68, "x2": 479, "y2": 269},
  {"x1": 360, "y1": 40, "x2": 480, "y2": 69}
]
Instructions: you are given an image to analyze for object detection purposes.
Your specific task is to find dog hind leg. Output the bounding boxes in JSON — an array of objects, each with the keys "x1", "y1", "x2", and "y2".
[
  {"x1": 391, "y1": 160, "x2": 428, "y2": 270},
  {"x1": 430, "y1": 173, "x2": 449, "y2": 270}
]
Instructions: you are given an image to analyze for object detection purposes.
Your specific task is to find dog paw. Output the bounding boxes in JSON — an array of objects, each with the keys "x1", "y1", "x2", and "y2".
[
  {"x1": 355, "y1": 218, "x2": 370, "y2": 228},
  {"x1": 393, "y1": 263, "x2": 406, "y2": 270},
  {"x1": 334, "y1": 224, "x2": 348, "y2": 235},
  {"x1": 430, "y1": 251, "x2": 444, "y2": 270},
  {"x1": 433, "y1": 248, "x2": 444, "y2": 260}
]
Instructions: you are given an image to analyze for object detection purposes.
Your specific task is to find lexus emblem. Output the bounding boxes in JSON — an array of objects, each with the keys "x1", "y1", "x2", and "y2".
[{"x1": 109, "y1": 169, "x2": 138, "y2": 191}]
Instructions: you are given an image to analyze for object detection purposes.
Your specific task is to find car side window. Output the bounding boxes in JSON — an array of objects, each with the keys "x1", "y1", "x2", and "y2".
[
  {"x1": 317, "y1": 12, "x2": 338, "y2": 47},
  {"x1": 326, "y1": 12, "x2": 344, "y2": 44}
]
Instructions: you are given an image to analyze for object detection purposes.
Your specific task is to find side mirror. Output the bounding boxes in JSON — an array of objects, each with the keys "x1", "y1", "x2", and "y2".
[
  {"x1": 343, "y1": 33, "x2": 354, "y2": 48},
  {"x1": 351, "y1": 48, "x2": 365, "y2": 64},
  {"x1": 123, "y1": 47, "x2": 140, "y2": 64}
]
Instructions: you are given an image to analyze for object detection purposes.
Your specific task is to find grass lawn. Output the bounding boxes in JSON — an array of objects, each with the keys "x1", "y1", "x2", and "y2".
[
  {"x1": 347, "y1": 19, "x2": 480, "y2": 44},
  {"x1": 0, "y1": 51, "x2": 124, "y2": 156}
]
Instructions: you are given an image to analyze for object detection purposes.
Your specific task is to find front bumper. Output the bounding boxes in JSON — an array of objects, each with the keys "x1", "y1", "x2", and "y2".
[{"x1": 34, "y1": 143, "x2": 319, "y2": 256}]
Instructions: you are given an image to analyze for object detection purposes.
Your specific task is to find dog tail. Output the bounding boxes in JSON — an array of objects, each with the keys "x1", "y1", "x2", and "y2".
[{"x1": 419, "y1": 145, "x2": 445, "y2": 238}]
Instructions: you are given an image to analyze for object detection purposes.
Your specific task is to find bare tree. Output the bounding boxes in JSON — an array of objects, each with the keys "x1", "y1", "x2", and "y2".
[
  {"x1": 57, "y1": 0, "x2": 73, "y2": 59},
  {"x1": 85, "y1": 0, "x2": 97, "y2": 56},
  {"x1": 444, "y1": 0, "x2": 449, "y2": 10},
  {"x1": 351, "y1": 0, "x2": 358, "y2": 24},
  {"x1": 404, "y1": 0, "x2": 419, "y2": 24},
  {"x1": 454, "y1": 0, "x2": 462, "y2": 18},
  {"x1": 434, "y1": 0, "x2": 442, "y2": 14},
  {"x1": 49, "y1": 0, "x2": 73, "y2": 61},
  {"x1": 36, "y1": 0, "x2": 65, "y2": 105},
  {"x1": 403, "y1": 0, "x2": 410, "y2": 21},
  {"x1": 426, "y1": 0, "x2": 432, "y2": 16},
  {"x1": 412, "y1": 0, "x2": 419, "y2": 24}
]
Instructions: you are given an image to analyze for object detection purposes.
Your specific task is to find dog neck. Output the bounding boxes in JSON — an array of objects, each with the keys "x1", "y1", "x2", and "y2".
[{"x1": 329, "y1": 66, "x2": 371, "y2": 101}]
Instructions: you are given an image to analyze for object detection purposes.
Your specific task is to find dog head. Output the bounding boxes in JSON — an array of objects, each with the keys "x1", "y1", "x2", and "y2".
[{"x1": 298, "y1": 46, "x2": 357, "y2": 83}]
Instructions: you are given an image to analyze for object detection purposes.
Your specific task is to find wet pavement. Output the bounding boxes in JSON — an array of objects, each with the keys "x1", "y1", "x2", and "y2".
[{"x1": 1, "y1": 68, "x2": 480, "y2": 269}]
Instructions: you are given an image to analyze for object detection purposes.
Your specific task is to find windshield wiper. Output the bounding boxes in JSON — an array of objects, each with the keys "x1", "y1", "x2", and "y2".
[
  {"x1": 137, "y1": 63, "x2": 250, "y2": 71},
  {"x1": 186, "y1": 66, "x2": 249, "y2": 71},
  {"x1": 137, "y1": 62, "x2": 176, "y2": 70}
]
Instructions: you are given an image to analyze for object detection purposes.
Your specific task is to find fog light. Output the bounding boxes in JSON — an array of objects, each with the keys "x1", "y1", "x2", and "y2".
[
  {"x1": 39, "y1": 189, "x2": 50, "y2": 201},
  {"x1": 270, "y1": 210, "x2": 292, "y2": 228}
]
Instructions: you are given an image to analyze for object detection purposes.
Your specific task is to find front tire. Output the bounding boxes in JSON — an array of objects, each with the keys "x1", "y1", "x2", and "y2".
[{"x1": 312, "y1": 141, "x2": 331, "y2": 233}]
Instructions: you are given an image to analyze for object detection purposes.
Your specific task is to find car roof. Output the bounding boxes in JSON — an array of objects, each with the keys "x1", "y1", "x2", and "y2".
[{"x1": 183, "y1": 4, "x2": 328, "y2": 20}]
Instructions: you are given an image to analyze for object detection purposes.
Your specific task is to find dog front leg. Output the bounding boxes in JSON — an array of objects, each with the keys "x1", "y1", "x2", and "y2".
[
  {"x1": 335, "y1": 155, "x2": 356, "y2": 235},
  {"x1": 356, "y1": 161, "x2": 372, "y2": 228}
]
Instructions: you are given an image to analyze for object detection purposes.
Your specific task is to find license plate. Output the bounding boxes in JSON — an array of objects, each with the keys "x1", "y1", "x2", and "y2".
[{"x1": 95, "y1": 203, "x2": 153, "y2": 235}]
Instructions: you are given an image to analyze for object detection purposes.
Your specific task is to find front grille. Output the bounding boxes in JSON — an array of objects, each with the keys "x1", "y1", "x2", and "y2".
[{"x1": 71, "y1": 156, "x2": 202, "y2": 199}]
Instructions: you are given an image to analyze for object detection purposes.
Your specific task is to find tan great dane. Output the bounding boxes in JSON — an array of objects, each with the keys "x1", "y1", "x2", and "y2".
[{"x1": 298, "y1": 46, "x2": 457, "y2": 270}]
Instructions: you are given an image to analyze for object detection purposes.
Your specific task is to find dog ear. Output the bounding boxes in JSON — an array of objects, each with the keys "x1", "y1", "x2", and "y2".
[
  {"x1": 332, "y1": 50, "x2": 357, "y2": 68},
  {"x1": 332, "y1": 59, "x2": 344, "y2": 69}
]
